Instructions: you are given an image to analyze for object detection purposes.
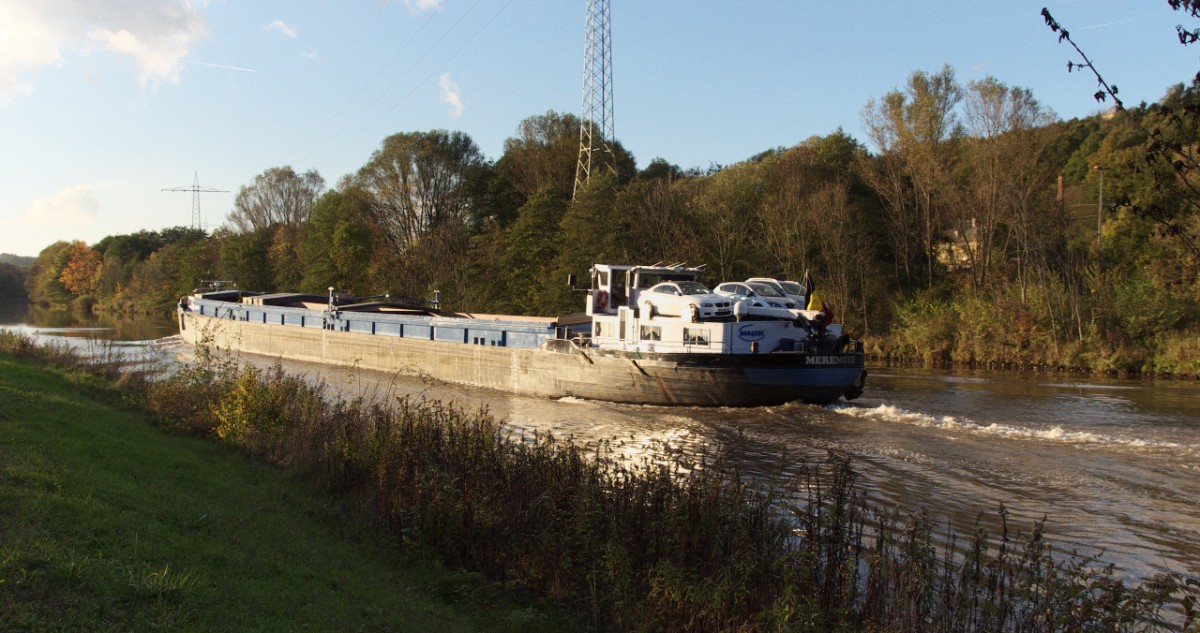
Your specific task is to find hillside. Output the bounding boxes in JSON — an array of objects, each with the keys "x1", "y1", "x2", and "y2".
[{"x1": 0, "y1": 253, "x2": 34, "y2": 267}]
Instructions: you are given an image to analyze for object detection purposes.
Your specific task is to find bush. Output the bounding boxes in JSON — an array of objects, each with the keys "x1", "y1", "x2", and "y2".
[
  {"x1": 1113, "y1": 273, "x2": 1193, "y2": 345},
  {"x1": 135, "y1": 353, "x2": 1200, "y2": 631},
  {"x1": 952, "y1": 292, "x2": 1005, "y2": 364},
  {"x1": 17, "y1": 336, "x2": 1193, "y2": 631},
  {"x1": 893, "y1": 294, "x2": 957, "y2": 365},
  {"x1": 1152, "y1": 328, "x2": 1200, "y2": 377}
]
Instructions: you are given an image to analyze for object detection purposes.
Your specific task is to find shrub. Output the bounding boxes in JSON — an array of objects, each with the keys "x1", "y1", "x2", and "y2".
[
  {"x1": 894, "y1": 294, "x2": 957, "y2": 365},
  {"x1": 8, "y1": 335, "x2": 1197, "y2": 631},
  {"x1": 1152, "y1": 328, "x2": 1200, "y2": 377},
  {"x1": 139, "y1": 358, "x2": 1199, "y2": 631}
]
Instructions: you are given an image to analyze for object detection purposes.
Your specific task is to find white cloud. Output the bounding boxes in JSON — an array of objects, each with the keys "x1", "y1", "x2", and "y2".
[
  {"x1": 91, "y1": 27, "x2": 199, "y2": 88},
  {"x1": 403, "y1": 0, "x2": 444, "y2": 13},
  {"x1": 0, "y1": 0, "x2": 208, "y2": 102},
  {"x1": 0, "y1": 3, "x2": 65, "y2": 103},
  {"x1": 264, "y1": 20, "x2": 298, "y2": 40},
  {"x1": 439, "y1": 73, "x2": 463, "y2": 118},
  {"x1": 22, "y1": 185, "x2": 101, "y2": 228}
]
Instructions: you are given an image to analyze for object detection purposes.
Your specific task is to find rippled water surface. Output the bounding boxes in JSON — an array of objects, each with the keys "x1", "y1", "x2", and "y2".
[
  {"x1": 214, "y1": 346, "x2": 1200, "y2": 581},
  {"x1": 5, "y1": 301, "x2": 1197, "y2": 582}
]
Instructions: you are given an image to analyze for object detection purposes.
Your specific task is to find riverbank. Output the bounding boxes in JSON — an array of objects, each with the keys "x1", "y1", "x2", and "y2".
[
  {"x1": 867, "y1": 352, "x2": 1200, "y2": 381},
  {"x1": 9, "y1": 287, "x2": 1198, "y2": 381},
  {"x1": 867, "y1": 333, "x2": 1200, "y2": 381},
  {"x1": 0, "y1": 354, "x2": 574, "y2": 632},
  {"x1": 4, "y1": 331, "x2": 1198, "y2": 631}
]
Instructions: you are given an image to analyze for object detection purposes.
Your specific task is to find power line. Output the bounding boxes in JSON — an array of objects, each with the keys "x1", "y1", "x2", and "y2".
[
  {"x1": 292, "y1": 0, "x2": 491, "y2": 168},
  {"x1": 287, "y1": 8, "x2": 442, "y2": 162},
  {"x1": 348, "y1": 0, "x2": 514, "y2": 145}
]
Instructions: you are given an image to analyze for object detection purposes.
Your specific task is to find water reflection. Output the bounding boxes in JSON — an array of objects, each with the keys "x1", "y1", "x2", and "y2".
[
  {"x1": 192, "y1": 341, "x2": 1198, "y2": 580},
  {"x1": 0, "y1": 297, "x2": 177, "y2": 341},
  {"x1": 0, "y1": 296, "x2": 30, "y2": 325},
  {"x1": 6, "y1": 317, "x2": 1200, "y2": 583}
]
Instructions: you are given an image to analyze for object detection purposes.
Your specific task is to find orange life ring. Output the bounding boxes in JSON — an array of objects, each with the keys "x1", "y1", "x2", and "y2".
[{"x1": 595, "y1": 289, "x2": 609, "y2": 310}]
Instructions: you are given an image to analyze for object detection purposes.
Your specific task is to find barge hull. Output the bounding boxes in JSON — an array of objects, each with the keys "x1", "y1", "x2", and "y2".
[{"x1": 180, "y1": 311, "x2": 861, "y2": 407}]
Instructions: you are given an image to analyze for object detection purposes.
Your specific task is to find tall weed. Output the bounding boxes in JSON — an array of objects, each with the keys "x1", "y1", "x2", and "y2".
[
  {"x1": 140, "y1": 359, "x2": 1199, "y2": 631},
  {"x1": 893, "y1": 295, "x2": 957, "y2": 364},
  {"x1": 8, "y1": 333, "x2": 1196, "y2": 632}
]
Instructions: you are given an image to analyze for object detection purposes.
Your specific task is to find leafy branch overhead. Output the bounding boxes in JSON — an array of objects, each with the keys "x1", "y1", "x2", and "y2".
[
  {"x1": 1042, "y1": 5, "x2": 1200, "y2": 262},
  {"x1": 1169, "y1": 0, "x2": 1200, "y2": 49},
  {"x1": 1039, "y1": 9, "x2": 1119, "y2": 106}
]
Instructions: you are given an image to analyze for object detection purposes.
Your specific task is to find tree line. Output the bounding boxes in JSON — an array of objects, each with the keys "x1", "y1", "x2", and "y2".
[{"x1": 20, "y1": 68, "x2": 1200, "y2": 377}]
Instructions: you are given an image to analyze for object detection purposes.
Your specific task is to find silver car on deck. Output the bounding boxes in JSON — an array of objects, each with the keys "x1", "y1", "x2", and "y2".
[
  {"x1": 714, "y1": 281, "x2": 796, "y2": 309},
  {"x1": 640, "y1": 281, "x2": 734, "y2": 322}
]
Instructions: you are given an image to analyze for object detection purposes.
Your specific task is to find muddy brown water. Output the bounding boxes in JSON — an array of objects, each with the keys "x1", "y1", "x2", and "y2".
[{"x1": 5, "y1": 301, "x2": 1197, "y2": 583}]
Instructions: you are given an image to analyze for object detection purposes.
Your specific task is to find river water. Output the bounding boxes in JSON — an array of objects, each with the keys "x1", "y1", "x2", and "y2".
[{"x1": 4, "y1": 298, "x2": 1198, "y2": 583}]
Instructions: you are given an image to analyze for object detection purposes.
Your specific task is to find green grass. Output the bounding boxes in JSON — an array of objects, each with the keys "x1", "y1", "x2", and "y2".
[
  {"x1": 3, "y1": 330, "x2": 1195, "y2": 632},
  {"x1": 0, "y1": 355, "x2": 574, "y2": 632}
]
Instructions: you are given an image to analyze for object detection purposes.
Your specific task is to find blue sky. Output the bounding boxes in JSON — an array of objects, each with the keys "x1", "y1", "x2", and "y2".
[{"x1": 0, "y1": 0, "x2": 1194, "y2": 257}]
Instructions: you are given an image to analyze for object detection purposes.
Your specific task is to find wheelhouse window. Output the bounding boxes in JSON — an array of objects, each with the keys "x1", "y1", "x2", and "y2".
[
  {"x1": 684, "y1": 328, "x2": 709, "y2": 346},
  {"x1": 611, "y1": 271, "x2": 628, "y2": 307},
  {"x1": 639, "y1": 325, "x2": 661, "y2": 341}
]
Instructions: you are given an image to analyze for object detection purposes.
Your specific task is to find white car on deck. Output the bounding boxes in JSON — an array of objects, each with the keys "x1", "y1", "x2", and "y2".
[
  {"x1": 714, "y1": 281, "x2": 796, "y2": 309},
  {"x1": 746, "y1": 277, "x2": 807, "y2": 307},
  {"x1": 639, "y1": 281, "x2": 734, "y2": 322}
]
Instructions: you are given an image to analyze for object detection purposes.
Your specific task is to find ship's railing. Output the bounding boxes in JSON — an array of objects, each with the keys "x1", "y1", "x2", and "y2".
[{"x1": 190, "y1": 298, "x2": 556, "y2": 349}]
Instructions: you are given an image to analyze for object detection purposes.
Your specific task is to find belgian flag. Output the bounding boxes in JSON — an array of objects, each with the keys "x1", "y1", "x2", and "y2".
[{"x1": 803, "y1": 271, "x2": 835, "y2": 324}]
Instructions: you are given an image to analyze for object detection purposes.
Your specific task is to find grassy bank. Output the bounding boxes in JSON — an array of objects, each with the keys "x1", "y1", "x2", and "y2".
[
  {"x1": 0, "y1": 353, "x2": 572, "y2": 632},
  {"x1": 2, "y1": 332, "x2": 1197, "y2": 632}
]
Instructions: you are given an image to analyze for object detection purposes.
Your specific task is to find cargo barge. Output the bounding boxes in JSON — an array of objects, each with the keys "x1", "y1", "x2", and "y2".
[{"x1": 176, "y1": 264, "x2": 866, "y2": 407}]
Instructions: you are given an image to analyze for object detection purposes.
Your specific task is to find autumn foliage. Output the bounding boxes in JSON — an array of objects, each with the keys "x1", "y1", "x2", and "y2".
[
  {"x1": 20, "y1": 26, "x2": 1200, "y2": 376},
  {"x1": 58, "y1": 241, "x2": 101, "y2": 296}
]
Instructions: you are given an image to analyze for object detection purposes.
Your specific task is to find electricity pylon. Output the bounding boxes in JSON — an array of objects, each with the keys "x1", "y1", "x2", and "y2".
[
  {"x1": 162, "y1": 172, "x2": 227, "y2": 230},
  {"x1": 573, "y1": 0, "x2": 615, "y2": 199}
]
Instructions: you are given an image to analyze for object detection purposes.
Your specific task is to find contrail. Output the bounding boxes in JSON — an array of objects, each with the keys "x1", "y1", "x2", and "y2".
[
  {"x1": 1078, "y1": 16, "x2": 1150, "y2": 31},
  {"x1": 182, "y1": 60, "x2": 257, "y2": 73}
]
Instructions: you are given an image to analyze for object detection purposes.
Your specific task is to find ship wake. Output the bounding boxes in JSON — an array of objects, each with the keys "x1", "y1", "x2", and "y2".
[{"x1": 830, "y1": 403, "x2": 1195, "y2": 455}]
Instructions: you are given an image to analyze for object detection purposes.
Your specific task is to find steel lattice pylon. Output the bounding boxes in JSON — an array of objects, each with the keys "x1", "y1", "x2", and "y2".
[
  {"x1": 162, "y1": 172, "x2": 227, "y2": 230},
  {"x1": 574, "y1": 0, "x2": 615, "y2": 199}
]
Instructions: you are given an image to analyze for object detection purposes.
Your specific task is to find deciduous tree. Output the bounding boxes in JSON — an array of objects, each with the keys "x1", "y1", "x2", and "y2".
[
  {"x1": 0, "y1": 263, "x2": 24, "y2": 297},
  {"x1": 300, "y1": 189, "x2": 374, "y2": 294},
  {"x1": 59, "y1": 241, "x2": 102, "y2": 296},
  {"x1": 496, "y1": 111, "x2": 581, "y2": 201},
  {"x1": 217, "y1": 228, "x2": 273, "y2": 293},
  {"x1": 25, "y1": 241, "x2": 72, "y2": 306},
  {"x1": 959, "y1": 77, "x2": 1056, "y2": 294},
  {"x1": 355, "y1": 130, "x2": 485, "y2": 251},
  {"x1": 495, "y1": 185, "x2": 569, "y2": 314},
  {"x1": 689, "y1": 162, "x2": 765, "y2": 282},
  {"x1": 227, "y1": 166, "x2": 325, "y2": 234},
  {"x1": 861, "y1": 65, "x2": 962, "y2": 288},
  {"x1": 1043, "y1": 5, "x2": 1200, "y2": 267}
]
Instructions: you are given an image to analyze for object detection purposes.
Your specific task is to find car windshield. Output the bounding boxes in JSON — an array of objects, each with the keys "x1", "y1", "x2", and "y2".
[
  {"x1": 748, "y1": 282, "x2": 784, "y2": 298},
  {"x1": 779, "y1": 281, "x2": 803, "y2": 295},
  {"x1": 676, "y1": 281, "x2": 712, "y2": 295}
]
